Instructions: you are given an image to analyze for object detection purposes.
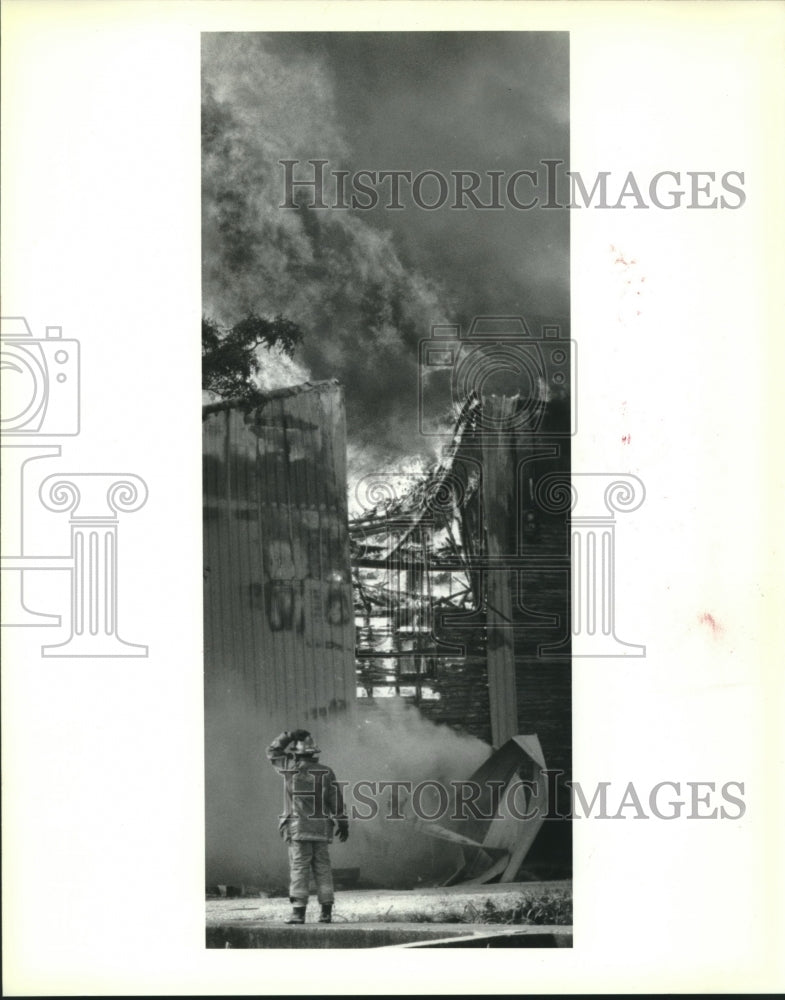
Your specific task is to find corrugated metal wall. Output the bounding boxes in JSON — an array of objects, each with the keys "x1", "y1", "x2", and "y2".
[{"x1": 203, "y1": 382, "x2": 356, "y2": 724}]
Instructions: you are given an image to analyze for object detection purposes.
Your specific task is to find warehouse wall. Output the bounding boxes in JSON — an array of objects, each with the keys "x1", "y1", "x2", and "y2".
[
  {"x1": 203, "y1": 382, "x2": 356, "y2": 722},
  {"x1": 203, "y1": 382, "x2": 356, "y2": 883}
]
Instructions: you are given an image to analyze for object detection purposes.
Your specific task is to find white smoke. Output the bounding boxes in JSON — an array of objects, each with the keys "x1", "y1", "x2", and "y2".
[
  {"x1": 204, "y1": 684, "x2": 490, "y2": 890},
  {"x1": 202, "y1": 34, "x2": 454, "y2": 478}
]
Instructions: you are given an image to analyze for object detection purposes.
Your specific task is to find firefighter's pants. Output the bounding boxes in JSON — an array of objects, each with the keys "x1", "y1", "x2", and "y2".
[{"x1": 287, "y1": 840, "x2": 334, "y2": 905}]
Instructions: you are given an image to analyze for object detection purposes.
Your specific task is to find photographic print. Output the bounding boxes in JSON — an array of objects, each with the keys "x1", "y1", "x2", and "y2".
[
  {"x1": 2, "y1": 1, "x2": 784, "y2": 993},
  {"x1": 201, "y1": 31, "x2": 574, "y2": 948}
]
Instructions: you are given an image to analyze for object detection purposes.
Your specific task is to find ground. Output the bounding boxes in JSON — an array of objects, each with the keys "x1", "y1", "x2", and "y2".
[{"x1": 206, "y1": 880, "x2": 573, "y2": 948}]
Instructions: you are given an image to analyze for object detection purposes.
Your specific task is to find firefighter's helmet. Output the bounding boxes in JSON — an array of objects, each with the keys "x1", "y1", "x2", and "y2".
[{"x1": 291, "y1": 733, "x2": 320, "y2": 756}]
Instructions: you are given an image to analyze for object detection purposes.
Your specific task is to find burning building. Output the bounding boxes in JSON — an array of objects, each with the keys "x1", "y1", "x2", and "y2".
[
  {"x1": 202, "y1": 376, "x2": 571, "y2": 886},
  {"x1": 351, "y1": 391, "x2": 571, "y2": 756}
]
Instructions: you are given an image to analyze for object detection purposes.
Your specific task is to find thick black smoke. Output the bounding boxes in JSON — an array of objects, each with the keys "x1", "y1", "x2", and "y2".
[{"x1": 202, "y1": 32, "x2": 569, "y2": 476}]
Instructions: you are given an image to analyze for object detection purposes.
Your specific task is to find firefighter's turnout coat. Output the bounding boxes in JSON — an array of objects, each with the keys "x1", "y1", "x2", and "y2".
[{"x1": 266, "y1": 733, "x2": 346, "y2": 843}]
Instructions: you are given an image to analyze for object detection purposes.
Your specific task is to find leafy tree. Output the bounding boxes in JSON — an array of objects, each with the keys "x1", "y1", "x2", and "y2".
[{"x1": 202, "y1": 311, "x2": 304, "y2": 400}]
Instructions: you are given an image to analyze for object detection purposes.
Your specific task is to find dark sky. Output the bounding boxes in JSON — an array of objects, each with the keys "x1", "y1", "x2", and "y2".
[{"x1": 202, "y1": 32, "x2": 569, "y2": 473}]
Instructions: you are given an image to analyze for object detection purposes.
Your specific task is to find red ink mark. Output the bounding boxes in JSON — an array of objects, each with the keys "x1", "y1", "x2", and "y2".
[
  {"x1": 698, "y1": 612, "x2": 724, "y2": 637},
  {"x1": 621, "y1": 434, "x2": 631, "y2": 445},
  {"x1": 612, "y1": 247, "x2": 637, "y2": 267}
]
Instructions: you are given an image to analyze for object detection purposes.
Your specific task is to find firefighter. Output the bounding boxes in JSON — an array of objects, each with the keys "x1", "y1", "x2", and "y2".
[{"x1": 266, "y1": 728, "x2": 349, "y2": 924}]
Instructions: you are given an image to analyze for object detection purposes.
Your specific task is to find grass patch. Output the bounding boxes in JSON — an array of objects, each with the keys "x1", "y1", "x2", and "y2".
[{"x1": 414, "y1": 889, "x2": 572, "y2": 926}]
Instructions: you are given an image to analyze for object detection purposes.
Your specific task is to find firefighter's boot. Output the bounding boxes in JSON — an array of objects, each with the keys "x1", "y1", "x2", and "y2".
[
  {"x1": 285, "y1": 903, "x2": 306, "y2": 924},
  {"x1": 318, "y1": 903, "x2": 333, "y2": 924}
]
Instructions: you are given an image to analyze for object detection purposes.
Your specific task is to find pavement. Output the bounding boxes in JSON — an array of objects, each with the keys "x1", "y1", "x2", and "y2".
[{"x1": 206, "y1": 880, "x2": 573, "y2": 949}]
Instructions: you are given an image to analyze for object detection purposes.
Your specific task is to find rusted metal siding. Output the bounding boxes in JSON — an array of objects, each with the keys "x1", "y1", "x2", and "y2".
[{"x1": 203, "y1": 382, "x2": 356, "y2": 724}]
